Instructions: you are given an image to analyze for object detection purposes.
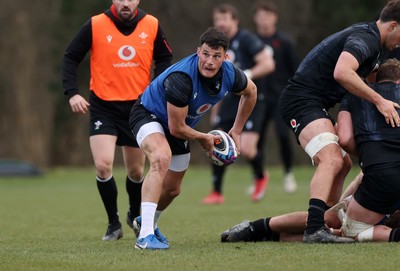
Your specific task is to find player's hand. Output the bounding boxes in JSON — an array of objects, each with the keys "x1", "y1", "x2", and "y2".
[
  {"x1": 69, "y1": 94, "x2": 90, "y2": 114},
  {"x1": 376, "y1": 98, "x2": 400, "y2": 127},
  {"x1": 199, "y1": 133, "x2": 219, "y2": 158}
]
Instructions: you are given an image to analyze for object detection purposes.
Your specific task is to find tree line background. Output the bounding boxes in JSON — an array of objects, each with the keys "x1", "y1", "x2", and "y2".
[{"x1": 0, "y1": 0, "x2": 385, "y2": 169}]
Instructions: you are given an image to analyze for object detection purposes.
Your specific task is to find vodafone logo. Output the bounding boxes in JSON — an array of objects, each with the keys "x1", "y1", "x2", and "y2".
[
  {"x1": 196, "y1": 104, "x2": 212, "y2": 114},
  {"x1": 118, "y1": 45, "x2": 135, "y2": 61}
]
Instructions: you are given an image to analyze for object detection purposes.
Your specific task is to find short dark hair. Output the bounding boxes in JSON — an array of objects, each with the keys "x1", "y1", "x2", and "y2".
[
  {"x1": 199, "y1": 27, "x2": 230, "y2": 51},
  {"x1": 253, "y1": 1, "x2": 278, "y2": 14},
  {"x1": 376, "y1": 58, "x2": 400, "y2": 82},
  {"x1": 213, "y1": 3, "x2": 238, "y2": 20},
  {"x1": 379, "y1": 0, "x2": 400, "y2": 23}
]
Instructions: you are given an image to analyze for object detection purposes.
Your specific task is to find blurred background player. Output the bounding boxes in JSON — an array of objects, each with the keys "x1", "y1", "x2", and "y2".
[
  {"x1": 61, "y1": 0, "x2": 172, "y2": 241},
  {"x1": 251, "y1": 1, "x2": 300, "y2": 193},
  {"x1": 202, "y1": 3, "x2": 275, "y2": 204}
]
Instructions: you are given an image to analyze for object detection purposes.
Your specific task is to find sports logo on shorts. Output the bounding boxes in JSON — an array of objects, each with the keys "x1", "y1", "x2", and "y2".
[
  {"x1": 94, "y1": 120, "x2": 103, "y2": 130},
  {"x1": 118, "y1": 45, "x2": 136, "y2": 61},
  {"x1": 245, "y1": 120, "x2": 254, "y2": 130},
  {"x1": 290, "y1": 119, "x2": 300, "y2": 133}
]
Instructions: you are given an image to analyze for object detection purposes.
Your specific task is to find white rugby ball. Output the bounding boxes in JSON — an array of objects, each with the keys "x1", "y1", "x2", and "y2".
[{"x1": 207, "y1": 130, "x2": 238, "y2": 166}]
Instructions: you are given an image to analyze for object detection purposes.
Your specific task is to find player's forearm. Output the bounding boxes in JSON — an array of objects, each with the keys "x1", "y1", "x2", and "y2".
[
  {"x1": 345, "y1": 78, "x2": 382, "y2": 105},
  {"x1": 169, "y1": 123, "x2": 205, "y2": 141},
  {"x1": 247, "y1": 48, "x2": 275, "y2": 80}
]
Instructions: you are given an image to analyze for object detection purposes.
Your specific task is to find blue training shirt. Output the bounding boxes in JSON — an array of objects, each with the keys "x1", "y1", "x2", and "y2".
[{"x1": 140, "y1": 53, "x2": 236, "y2": 129}]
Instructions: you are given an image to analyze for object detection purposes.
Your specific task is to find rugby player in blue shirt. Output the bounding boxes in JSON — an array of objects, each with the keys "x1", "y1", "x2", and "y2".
[{"x1": 129, "y1": 27, "x2": 257, "y2": 250}]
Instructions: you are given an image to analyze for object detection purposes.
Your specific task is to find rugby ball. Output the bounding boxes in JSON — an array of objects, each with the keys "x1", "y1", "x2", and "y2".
[{"x1": 207, "y1": 130, "x2": 238, "y2": 166}]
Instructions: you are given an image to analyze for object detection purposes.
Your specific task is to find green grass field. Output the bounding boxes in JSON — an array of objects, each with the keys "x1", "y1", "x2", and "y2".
[{"x1": 1, "y1": 165, "x2": 399, "y2": 271}]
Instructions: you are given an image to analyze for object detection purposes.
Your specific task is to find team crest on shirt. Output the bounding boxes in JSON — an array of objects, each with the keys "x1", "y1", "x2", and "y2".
[
  {"x1": 196, "y1": 104, "x2": 212, "y2": 114},
  {"x1": 290, "y1": 119, "x2": 300, "y2": 133},
  {"x1": 118, "y1": 45, "x2": 136, "y2": 61},
  {"x1": 139, "y1": 32, "x2": 148, "y2": 44}
]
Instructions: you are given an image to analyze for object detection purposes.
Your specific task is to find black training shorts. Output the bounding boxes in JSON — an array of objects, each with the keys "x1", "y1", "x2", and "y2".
[
  {"x1": 279, "y1": 86, "x2": 336, "y2": 140},
  {"x1": 129, "y1": 99, "x2": 190, "y2": 155},
  {"x1": 89, "y1": 92, "x2": 138, "y2": 147},
  {"x1": 354, "y1": 165, "x2": 400, "y2": 214}
]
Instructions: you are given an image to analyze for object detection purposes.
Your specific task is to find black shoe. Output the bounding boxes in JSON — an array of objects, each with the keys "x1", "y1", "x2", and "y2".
[
  {"x1": 303, "y1": 227, "x2": 354, "y2": 243},
  {"x1": 221, "y1": 221, "x2": 255, "y2": 242},
  {"x1": 102, "y1": 222, "x2": 123, "y2": 241}
]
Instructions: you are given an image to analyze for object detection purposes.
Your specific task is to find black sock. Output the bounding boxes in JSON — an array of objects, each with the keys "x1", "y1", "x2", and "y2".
[
  {"x1": 279, "y1": 135, "x2": 293, "y2": 173},
  {"x1": 306, "y1": 198, "x2": 328, "y2": 234},
  {"x1": 389, "y1": 228, "x2": 400, "y2": 242},
  {"x1": 126, "y1": 176, "x2": 142, "y2": 219},
  {"x1": 96, "y1": 176, "x2": 119, "y2": 224},
  {"x1": 249, "y1": 152, "x2": 264, "y2": 180},
  {"x1": 250, "y1": 217, "x2": 280, "y2": 242},
  {"x1": 212, "y1": 164, "x2": 226, "y2": 194}
]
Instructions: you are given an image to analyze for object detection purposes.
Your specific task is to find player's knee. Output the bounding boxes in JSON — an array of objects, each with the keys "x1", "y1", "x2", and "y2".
[
  {"x1": 127, "y1": 172, "x2": 144, "y2": 182},
  {"x1": 328, "y1": 154, "x2": 345, "y2": 173},
  {"x1": 341, "y1": 154, "x2": 352, "y2": 174},
  {"x1": 341, "y1": 215, "x2": 374, "y2": 242},
  {"x1": 127, "y1": 166, "x2": 144, "y2": 181},
  {"x1": 150, "y1": 151, "x2": 171, "y2": 172},
  {"x1": 166, "y1": 186, "x2": 181, "y2": 199},
  {"x1": 239, "y1": 141, "x2": 257, "y2": 160},
  {"x1": 95, "y1": 160, "x2": 113, "y2": 178},
  {"x1": 240, "y1": 147, "x2": 257, "y2": 160}
]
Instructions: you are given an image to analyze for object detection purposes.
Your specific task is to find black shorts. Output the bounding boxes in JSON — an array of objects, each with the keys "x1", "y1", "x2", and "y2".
[
  {"x1": 354, "y1": 165, "x2": 400, "y2": 214},
  {"x1": 129, "y1": 100, "x2": 190, "y2": 155},
  {"x1": 89, "y1": 92, "x2": 138, "y2": 147},
  {"x1": 214, "y1": 98, "x2": 266, "y2": 133},
  {"x1": 279, "y1": 86, "x2": 336, "y2": 140}
]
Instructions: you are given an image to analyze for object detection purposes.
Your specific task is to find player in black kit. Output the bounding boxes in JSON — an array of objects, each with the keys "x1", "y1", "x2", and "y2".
[
  {"x1": 203, "y1": 3, "x2": 275, "y2": 204},
  {"x1": 221, "y1": 59, "x2": 400, "y2": 243},
  {"x1": 252, "y1": 1, "x2": 301, "y2": 193},
  {"x1": 337, "y1": 58, "x2": 400, "y2": 242},
  {"x1": 279, "y1": 1, "x2": 400, "y2": 243}
]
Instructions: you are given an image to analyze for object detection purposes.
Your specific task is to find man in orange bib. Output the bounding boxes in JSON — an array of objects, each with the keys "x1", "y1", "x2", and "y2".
[{"x1": 62, "y1": 0, "x2": 172, "y2": 241}]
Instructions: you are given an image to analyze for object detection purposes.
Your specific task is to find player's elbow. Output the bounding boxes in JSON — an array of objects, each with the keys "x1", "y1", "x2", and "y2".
[
  {"x1": 246, "y1": 78, "x2": 257, "y2": 93},
  {"x1": 169, "y1": 125, "x2": 185, "y2": 139},
  {"x1": 338, "y1": 132, "x2": 355, "y2": 155},
  {"x1": 333, "y1": 66, "x2": 348, "y2": 85}
]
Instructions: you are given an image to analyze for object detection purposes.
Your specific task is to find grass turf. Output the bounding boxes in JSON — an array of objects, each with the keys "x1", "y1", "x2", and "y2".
[{"x1": 0, "y1": 165, "x2": 398, "y2": 271}]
